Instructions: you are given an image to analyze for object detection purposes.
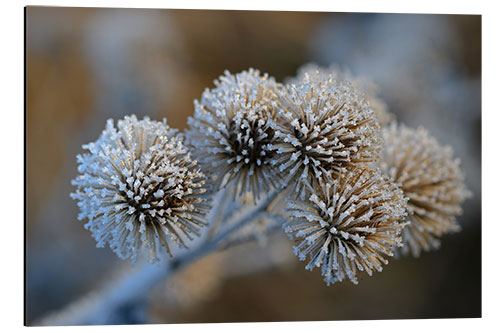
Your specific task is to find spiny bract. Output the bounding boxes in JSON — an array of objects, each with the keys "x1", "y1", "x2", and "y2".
[
  {"x1": 186, "y1": 68, "x2": 282, "y2": 200},
  {"x1": 284, "y1": 168, "x2": 407, "y2": 285},
  {"x1": 71, "y1": 115, "x2": 209, "y2": 263},
  {"x1": 271, "y1": 73, "x2": 382, "y2": 199},
  {"x1": 379, "y1": 123, "x2": 471, "y2": 257}
]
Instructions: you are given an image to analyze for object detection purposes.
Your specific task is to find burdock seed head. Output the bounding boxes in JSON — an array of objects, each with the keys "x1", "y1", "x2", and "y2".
[
  {"x1": 288, "y1": 63, "x2": 395, "y2": 126},
  {"x1": 71, "y1": 115, "x2": 210, "y2": 263},
  {"x1": 271, "y1": 72, "x2": 382, "y2": 199},
  {"x1": 379, "y1": 123, "x2": 471, "y2": 257},
  {"x1": 186, "y1": 68, "x2": 282, "y2": 200},
  {"x1": 284, "y1": 168, "x2": 407, "y2": 286}
]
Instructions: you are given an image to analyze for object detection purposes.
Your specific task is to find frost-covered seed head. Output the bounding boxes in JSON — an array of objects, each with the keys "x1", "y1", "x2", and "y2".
[
  {"x1": 186, "y1": 68, "x2": 282, "y2": 200},
  {"x1": 379, "y1": 123, "x2": 471, "y2": 257},
  {"x1": 71, "y1": 115, "x2": 210, "y2": 263},
  {"x1": 288, "y1": 63, "x2": 395, "y2": 126},
  {"x1": 272, "y1": 73, "x2": 382, "y2": 198},
  {"x1": 284, "y1": 168, "x2": 407, "y2": 286}
]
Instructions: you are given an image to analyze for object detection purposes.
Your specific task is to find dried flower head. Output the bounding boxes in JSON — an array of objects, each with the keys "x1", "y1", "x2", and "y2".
[
  {"x1": 186, "y1": 68, "x2": 282, "y2": 200},
  {"x1": 71, "y1": 115, "x2": 209, "y2": 263},
  {"x1": 284, "y1": 168, "x2": 407, "y2": 285},
  {"x1": 288, "y1": 63, "x2": 395, "y2": 126},
  {"x1": 379, "y1": 123, "x2": 471, "y2": 257},
  {"x1": 272, "y1": 74, "x2": 382, "y2": 198}
]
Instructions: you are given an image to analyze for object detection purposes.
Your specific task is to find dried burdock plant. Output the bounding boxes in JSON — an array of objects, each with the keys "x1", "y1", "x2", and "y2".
[
  {"x1": 284, "y1": 168, "x2": 407, "y2": 285},
  {"x1": 61, "y1": 65, "x2": 472, "y2": 326},
  {"x1": 186, "y1": 68, "x2": 282, "y2": 200},
  {"x1": 71, "y1": 115, "x2": 210, "y2": 263},
  {"x1": 288, "y1": 63, "x2": 395, "y2": 126},
  {"x1": 379, "y1": 123, "x2": 471, "y2": 257},
  {"x1": 271, "y1": 73, "x2": 381, "y2": 198}
]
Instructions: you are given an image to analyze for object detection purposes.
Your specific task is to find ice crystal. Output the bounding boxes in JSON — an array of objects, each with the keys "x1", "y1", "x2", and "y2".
[
  {"x1": 284, "y1": 168, "x2": 407, "y2": 285},
  {"x1": 186, "y1": 68, "x2": 282, "y2": 200},
  {"x1": 271, "y1": 73, "x2": 382, "y2": 198},
  {"x1": 71, "y1": 115, "x2": 209, "y2": 263},
  {"x1": 379, "y1": 123, "x2": 471, "y2": 257},
  {"x1": 288, "y1": 63, "x2": 395, "y2": 126}
]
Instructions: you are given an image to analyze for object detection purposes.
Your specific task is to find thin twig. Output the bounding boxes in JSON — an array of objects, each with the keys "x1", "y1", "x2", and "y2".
[
  {"x1": 207, "y1": 186, "x2": 231, "y2": 240},
  {"x1": 218, "y1": 213, "x2": 288, "y2": 250}
]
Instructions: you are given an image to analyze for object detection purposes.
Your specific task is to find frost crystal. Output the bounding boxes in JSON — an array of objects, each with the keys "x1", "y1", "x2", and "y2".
[
  {"x1": 379, "y1": 123, "x2": 471, "y2": 257},
  {"x1": 272, "y1": 73, "x2": 382, "y2": 198},
  {"x1": 288, "y1": 63, "x2": 395, "y2": 126},
  {"x1": 71, "y1": 115, "x2": 209, "y2": 263},
  {"x1": 284, "y1": 168, "x2": 407, "y2": 285},
  {"x1": 186, "y1": 68, "x2": 282, "y2": 200}
]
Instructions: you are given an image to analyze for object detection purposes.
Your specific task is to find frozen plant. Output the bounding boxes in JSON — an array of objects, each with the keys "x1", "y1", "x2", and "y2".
[
  {"x1": 284, "y1": 168, "x2": 407, "y2": 285},
  {"x1": 71, "y1": 115, "x2": 210, "y2": 263},
  {"x1": 64, "y1": 66, "x2": 470, "y2": 325},
  {"x1": 379, "y1": 123, "x2": 472, "y2": 257},
  {"x1": 287, "y1": 63, "x2": 395, "y2": 126},
  {"x1": 272, "y1": 70, "x2": 381, "y2": 199},
  {"x1": 186, "y1": 69, "x2": 282, "y2": 200}
]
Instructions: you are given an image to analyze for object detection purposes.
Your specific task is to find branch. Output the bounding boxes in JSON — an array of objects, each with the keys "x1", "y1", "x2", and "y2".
[
  {"x1": 218, "y1": 213, "x2": 288, "y2": 250},
  {"x1": 38, "y1": 188, "x2": 283, "y2": 326}
]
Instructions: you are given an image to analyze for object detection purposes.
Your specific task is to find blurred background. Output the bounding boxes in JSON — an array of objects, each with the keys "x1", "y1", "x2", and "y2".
[{"x1": 26, "y1": 7, "x2": 481, "y2": 325}]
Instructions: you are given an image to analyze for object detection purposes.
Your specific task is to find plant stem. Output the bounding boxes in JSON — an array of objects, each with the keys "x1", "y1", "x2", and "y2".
[
  {"x1": 218, "y1": 213, "x2": 288, "y2": 250},
  {"x1": 39, "y1": 188, "x2": 283, "y2": 326},
  {"x1": 207, "y1": 186, "x2": 231, "y2": 240}
]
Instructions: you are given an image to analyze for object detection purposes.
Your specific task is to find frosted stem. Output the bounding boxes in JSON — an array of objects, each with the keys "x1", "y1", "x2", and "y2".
[
  {"x1": 207, "y1": 186, "x2": 231, "y2": 240},
  {"x1": 219, "y1": 213, "x2": 288, "y2": 250},
  {"x1": 38, "y1": 188, "x2": 283, "y2": 326}
]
